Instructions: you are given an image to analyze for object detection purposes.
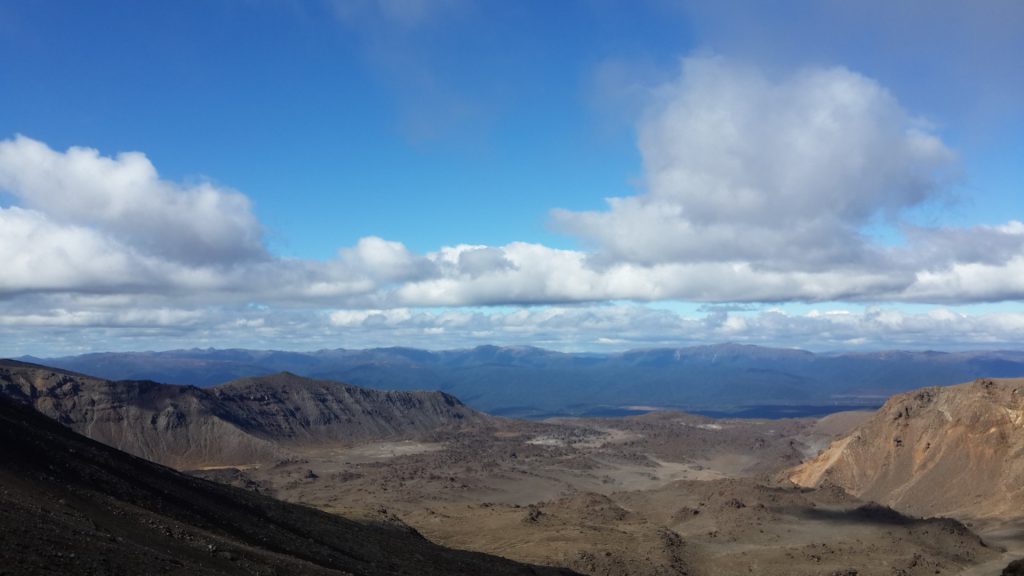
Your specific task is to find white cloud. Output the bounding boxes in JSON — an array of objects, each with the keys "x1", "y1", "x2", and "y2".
[
  {"x1": 335, "y1": 236, "x2": 434, "y2": 282},
  {"x1": 0, "y1": 206, "x2": 143, "y2": 292},
  {"x1": 554, "y1": 56, "x2": 955, "y2": 269},
  {"x1": 899, "y1": 221, "x2": 1024, "y2": 268},
  {"x1": 902, "y1": 255, "x2": 1024, "y2": 304},
  {"x1": 2, "y1": 52, "x2": 1024, "y2": 355},
  {"x1": 0, "y1": 135, "x2": 265, "y2": 265},
  {"x1": 329, "y1": 308, "x2": 413, "y2": 327},
  {"x1": 3, "y1": 292, "x2": 1024, "y2": 356},
  {"x1": 0, "y1": 307, "x2": 205, "y2": 328},
  {"x1": 455, "y1": 246, "x2": 515, "y2": 277}
]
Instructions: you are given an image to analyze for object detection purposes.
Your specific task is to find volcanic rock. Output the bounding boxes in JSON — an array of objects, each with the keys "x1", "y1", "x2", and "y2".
[{"x1": 789, "y1": 378, "x2": 1024, "y2": 519}]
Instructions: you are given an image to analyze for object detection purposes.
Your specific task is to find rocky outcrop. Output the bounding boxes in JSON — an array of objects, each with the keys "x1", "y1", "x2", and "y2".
[
  {"x1": 0, "y1": 360, "x2": 490, "y2": 469},
  {"x1": 789, "y1": 378, "x2": 1024, "y2": 519},
  {"x1": 1004, "y1": 558, "x2": 1024, "y2": 575},
  {"x1": 213, "y1": 372, "x2": 488, "y2": 444}
]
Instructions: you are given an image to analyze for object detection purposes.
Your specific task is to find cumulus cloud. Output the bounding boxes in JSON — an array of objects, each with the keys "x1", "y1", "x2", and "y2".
[
  {"x1": 2, "y1": 55, "x2": 1023, "y2": 316},
  {"x1": 677, "y1": 0, "x2": 1024, "y2": 138},
  {"x1": 900, "y1": 221, "x2": 1024, "y2": 269},
  {"x1": 454, "y1": 246, "x2": 516, "y2": 277},
  {"x1": 0, "y1": 135, "x2": 265, "y2": 265},
  {"x1": 389, "y1": 242, "x2": 913, "y2": 306},
  {"x1": 336, "y1": 236, "x2": 435, "y2": 282},
  {"x1": 0, "y1": 206, "x2": 145, "y2": 292},
  {"x1": 2, "y1": 53, "x2": 1024, "y2": 355},
  {"x1": 554, "y1": 56, "x2": 955, "y2": 269}
]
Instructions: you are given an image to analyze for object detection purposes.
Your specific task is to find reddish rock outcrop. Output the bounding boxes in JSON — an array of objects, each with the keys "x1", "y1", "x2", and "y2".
[{"x1": 790, "y1": 378, "x2": 1024, "y2": 519}]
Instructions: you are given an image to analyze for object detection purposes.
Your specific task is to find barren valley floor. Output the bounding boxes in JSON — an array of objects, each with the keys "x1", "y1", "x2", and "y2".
[
  {"x1": 6, "y1": 361, "x2": 1022, "y2": 576},
  {"x1": 192, "y1": 411, "x2": 1007, "y2": 576}
]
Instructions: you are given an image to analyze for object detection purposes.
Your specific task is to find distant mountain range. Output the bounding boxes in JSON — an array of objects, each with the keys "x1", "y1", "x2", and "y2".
[{"x1": 19, "y1": 343, "x2": 1024, "y2": 417}]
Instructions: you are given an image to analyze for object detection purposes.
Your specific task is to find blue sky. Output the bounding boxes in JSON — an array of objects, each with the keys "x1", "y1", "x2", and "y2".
[{"x1": 1, "y1": 0, "x2": 1023, "y2": 355}]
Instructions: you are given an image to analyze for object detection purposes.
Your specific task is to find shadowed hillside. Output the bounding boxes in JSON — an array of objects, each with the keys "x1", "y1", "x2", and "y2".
[
  {"x1": 0, "y1": 360, "x2": 490, "y2": 468},
  {"x1": 0, "y1": 391, "x2": 577, "y2": 575}
]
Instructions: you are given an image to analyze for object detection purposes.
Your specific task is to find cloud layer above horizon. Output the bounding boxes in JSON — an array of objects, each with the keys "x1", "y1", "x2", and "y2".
[{"x1": 2, "y1": 57, "x2": 1023, "y2": 354}]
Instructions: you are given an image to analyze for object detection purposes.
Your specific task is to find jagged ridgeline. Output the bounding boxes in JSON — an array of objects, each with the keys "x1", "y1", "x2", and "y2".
[{"x1": 0, "y1": 360, "x2": 490, "y2": 469}]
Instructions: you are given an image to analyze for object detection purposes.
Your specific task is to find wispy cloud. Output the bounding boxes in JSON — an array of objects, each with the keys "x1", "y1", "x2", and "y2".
[
  {"x1": 329, "y1": 0, "x2": 466, "y2": 29},
  {"x1": 326, "y1": 0, "x2": 487, "y2": 142},
  {"x1": 5, "y1": 301, "x2": 1024, "y2": 356}
]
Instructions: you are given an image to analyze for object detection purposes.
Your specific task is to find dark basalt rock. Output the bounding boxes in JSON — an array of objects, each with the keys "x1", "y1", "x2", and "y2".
[{"x1": 1003, "y1": 558, "x2": 1024, "y2": 576}]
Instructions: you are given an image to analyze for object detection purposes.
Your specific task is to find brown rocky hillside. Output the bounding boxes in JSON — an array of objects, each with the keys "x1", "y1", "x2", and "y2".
[{"x1": 789, "y1": 377, "x2": 1024, "y2": 519}]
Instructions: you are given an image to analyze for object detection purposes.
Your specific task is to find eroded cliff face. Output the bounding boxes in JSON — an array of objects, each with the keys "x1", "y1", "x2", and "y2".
[
  {"x1": 790, "y1": 378, "x2": 1024, "y2": 519},
  {"x1": 212, "y1": 372, "x2": 488, "y2": 444},
  {"x1": 0, "y1": 360, "x2": 490, "y2": 469}
]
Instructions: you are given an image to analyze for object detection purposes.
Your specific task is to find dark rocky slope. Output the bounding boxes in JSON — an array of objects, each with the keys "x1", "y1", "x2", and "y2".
[
  {"x1": 211, "y1": 372, "x2": 487, "y2": 445},
  {"x1": 0, "y1": 392, "x2": 578, "y2": 576},
  {"x1": 0, "y1": 360, "x2": 490, "y2": 469}
]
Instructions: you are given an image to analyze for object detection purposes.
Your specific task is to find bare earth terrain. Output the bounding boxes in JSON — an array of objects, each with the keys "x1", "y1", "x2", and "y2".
[
  {"x1": 0, "y1": 393, "x2": 577, "y2": 576},
  {"x1": 4, "y1": 360, "x2": 1021, "y2": 575},
  {"x1": 192, "y1": 410, "x2": 1005, "y2": 576}
]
